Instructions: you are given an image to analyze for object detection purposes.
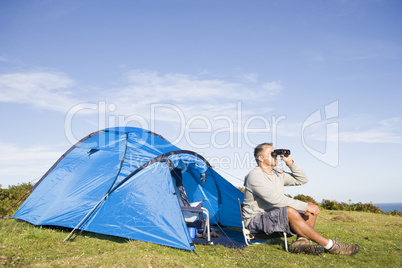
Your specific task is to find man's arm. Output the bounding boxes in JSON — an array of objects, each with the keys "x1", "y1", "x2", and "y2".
[
  {"x1": 283, "y1": 154, "x2": 318, "y2": 214},
  {"x1": 247, "y1": 169, "x2": 308, "y2": 212},
  {"x1": 281, "y1": 154, "x2": 309, "y2": 186}
]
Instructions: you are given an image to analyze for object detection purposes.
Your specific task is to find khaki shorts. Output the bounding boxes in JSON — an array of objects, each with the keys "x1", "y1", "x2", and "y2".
[{"x1": 247, "y1": 207, "x2": 296, "y2": 236}]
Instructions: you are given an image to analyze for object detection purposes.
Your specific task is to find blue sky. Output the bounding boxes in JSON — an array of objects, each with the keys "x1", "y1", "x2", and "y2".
[{"x1": 0, "y1": 0, "x2": 401, "y2": 203}]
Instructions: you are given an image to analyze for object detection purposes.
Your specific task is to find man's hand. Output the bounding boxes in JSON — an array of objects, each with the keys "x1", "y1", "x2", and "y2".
[
  {"x1": 306, "y1": 202, "x2": 320, "y2": 215},
  {"x1": 282, "y1": 153, "x2": 293, "y2": 167}
]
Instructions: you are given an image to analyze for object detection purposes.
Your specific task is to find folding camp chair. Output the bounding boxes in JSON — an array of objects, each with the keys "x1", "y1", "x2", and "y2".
[
  {"x1": 181, "y1": 205, "x2": 212, "y2": 244},
  {"x1": 238, "y1": 199, "x2": 289, "y2": 252},
  {"x1": 171, "y1": 167, "x2": 212, "y2": 244}
]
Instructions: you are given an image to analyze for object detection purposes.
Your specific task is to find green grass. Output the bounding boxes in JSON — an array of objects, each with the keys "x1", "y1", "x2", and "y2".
[{"x1": 1, "y1": 210, "x2": 401, "y2": 267}]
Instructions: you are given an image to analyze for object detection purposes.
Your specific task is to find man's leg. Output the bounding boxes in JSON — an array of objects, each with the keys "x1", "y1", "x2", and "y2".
[
  {"x1": 287, "y1": 207, "x2": 360, "y2": 256},
  {"x1": 295, "y1": 212, "x2": 318, "y2": 242},
  {"x1": 302, "y1": 211, "x2": 317, "y2": 229},
  {"x1": 287, "y1": 207, "x2": 329, "y2": 246}
]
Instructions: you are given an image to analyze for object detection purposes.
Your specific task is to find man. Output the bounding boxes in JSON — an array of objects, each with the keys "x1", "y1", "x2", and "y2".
[{"x1": 242, "y1": 143, "x2": 360, "y2": 255}]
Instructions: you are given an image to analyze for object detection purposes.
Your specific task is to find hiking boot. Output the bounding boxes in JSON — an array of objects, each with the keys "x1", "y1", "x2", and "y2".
[
  {"x1": 327, "y1": 240, "x2": 360, "y2": 256},
  {"x1": 303, "y1": 244, "x2": 325, "y2": 256},
  {"x1": 289, "y1": 238, "x2": 324, "y2": 256}
]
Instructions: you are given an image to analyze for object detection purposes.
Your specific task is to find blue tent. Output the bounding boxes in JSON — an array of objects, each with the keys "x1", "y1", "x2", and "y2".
[{"x1": 13, "y1": 127, "x2": 244, "y2": 250}]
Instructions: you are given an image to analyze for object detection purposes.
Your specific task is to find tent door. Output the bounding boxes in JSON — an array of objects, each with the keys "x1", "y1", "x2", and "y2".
[{"x1": 170, "y1": 167, "x2": 205, "y2": 230}]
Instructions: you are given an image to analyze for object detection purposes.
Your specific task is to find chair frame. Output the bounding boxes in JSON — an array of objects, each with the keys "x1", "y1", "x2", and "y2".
[
  {"x1": 238, "y1": 199, "x2": 288, "y2": 252},
  {"x1": 181, "y1": 205, "x2": 212, "y2": 244},
  {"x1": 171, "y1": 167, "x2": 213, "y2": 245}
]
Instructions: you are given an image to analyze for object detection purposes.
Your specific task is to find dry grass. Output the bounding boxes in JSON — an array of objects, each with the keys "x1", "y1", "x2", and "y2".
[{"x1": 330, "y1": 212, "x2": 360, "y2": 222}]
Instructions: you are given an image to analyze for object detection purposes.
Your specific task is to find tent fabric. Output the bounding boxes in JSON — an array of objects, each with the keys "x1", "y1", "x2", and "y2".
[{"x1": 13, "y1": 127, "x2": 244, "y2": 250}]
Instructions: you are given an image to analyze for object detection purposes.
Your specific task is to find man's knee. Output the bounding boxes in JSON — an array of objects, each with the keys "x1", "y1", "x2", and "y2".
[
  {"x1": 307, "y1": 203, "x2": 320, "y2": 216},
  {"x1": 287, "y1": 206, "x2": 302, "y2": 220}
]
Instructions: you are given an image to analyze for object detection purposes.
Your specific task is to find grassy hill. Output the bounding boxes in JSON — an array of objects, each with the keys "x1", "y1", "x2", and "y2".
[{"x1": 1, "y1": 209, "x2": 401, "y2": 267}]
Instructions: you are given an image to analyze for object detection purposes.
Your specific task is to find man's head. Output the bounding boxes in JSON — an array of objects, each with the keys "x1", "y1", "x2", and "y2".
[{"x1": 254, "y1": 143, "x2": 277, "y2": 167}]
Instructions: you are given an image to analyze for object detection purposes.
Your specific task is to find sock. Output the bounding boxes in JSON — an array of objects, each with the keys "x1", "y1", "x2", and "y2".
[{"x1": 324, "y1": 239, "x2": 334, "y2": 250}]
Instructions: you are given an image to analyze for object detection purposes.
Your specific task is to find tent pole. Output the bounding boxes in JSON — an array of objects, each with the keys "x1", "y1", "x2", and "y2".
[
  {"x1": 63, "y1": 194, "x2": 108, "y2": 242},
  {"x1": 106, "y1": 133, "x2": 129, "y2": 194},
  {"x1": 65, "y1": 132, "x2": 129, "y2": 242}
]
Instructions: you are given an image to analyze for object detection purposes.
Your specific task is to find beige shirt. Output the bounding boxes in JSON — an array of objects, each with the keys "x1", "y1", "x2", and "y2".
[{"x1": 242, "y1": 163, "x2": 309, "y2": 226}]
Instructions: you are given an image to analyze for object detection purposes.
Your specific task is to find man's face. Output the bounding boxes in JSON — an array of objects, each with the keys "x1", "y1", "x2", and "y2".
[{"x1": 259, "y1": 145, "x2": 277, "y2": 167}]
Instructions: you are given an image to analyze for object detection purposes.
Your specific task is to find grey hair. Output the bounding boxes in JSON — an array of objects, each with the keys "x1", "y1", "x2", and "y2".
[{"x1": 254, "y1": 143, "x2": 273, "y2": 164}]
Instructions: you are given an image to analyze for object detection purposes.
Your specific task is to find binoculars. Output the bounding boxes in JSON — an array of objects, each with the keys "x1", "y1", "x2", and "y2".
[{"x1": 271, "y1": 149, "x2": 290, "y2": 157}]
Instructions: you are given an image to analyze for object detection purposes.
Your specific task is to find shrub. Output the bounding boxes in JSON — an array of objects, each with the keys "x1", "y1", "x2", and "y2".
[
  {"x1": 0, "y1": 182, "x2": 33, "y2": 217},
  {"x1": 390, "y1": 210, "x2": 402, "y2": 217},
  {"x1": 293, "y1": 194, "x2": 318, "y2": 205},
  {"x1": 321, "y1": 199, "x2": 386, "y2": 214},
  {"x1": 237, "y1": 186, "x2": 245, "y2": 193}
]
